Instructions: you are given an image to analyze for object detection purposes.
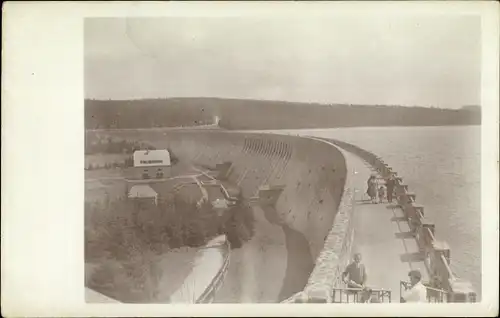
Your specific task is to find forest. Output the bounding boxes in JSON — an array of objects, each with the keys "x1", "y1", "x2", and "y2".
[{"x1": 85, "y1": 98, "x2": 481, "y2": 130}]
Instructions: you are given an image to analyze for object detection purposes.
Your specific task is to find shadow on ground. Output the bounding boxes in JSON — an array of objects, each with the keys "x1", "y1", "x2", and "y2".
[
  {"x1": 395, "y1": 232, "x2": 415, "y2": 239},
  {"x1": 400, "y1": 252, "x2": 425, "y2": 263},
  {"x1": 261, "y1": 206, "x2": 314, "y2": 302},
  {"x1": 390, "y1": 216, "x2": 408, "y2": 222}
]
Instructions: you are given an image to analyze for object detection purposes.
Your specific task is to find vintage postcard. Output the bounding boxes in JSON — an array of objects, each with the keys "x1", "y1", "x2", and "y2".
[{"x1": 2, "y1": 1, "x2": 499, "y2": 317}]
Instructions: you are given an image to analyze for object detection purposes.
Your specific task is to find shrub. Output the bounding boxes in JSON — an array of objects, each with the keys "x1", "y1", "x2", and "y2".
[{"x1": 85, "y1": 188, "x2": 255, "y2": 302}]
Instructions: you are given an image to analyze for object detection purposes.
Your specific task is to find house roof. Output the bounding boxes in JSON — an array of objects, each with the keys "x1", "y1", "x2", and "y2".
[
  {"x1": 133, "y1": 149, "x2": 170, "y2": 156},
  {"x1": 133, "y1": 149, "x2": 171, "y2": 167},
  {"x1": 128, "y1": 185, "x2": 157, "y2": 198}
]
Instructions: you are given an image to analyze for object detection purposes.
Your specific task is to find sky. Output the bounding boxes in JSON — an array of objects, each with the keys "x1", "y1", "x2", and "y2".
[{"x1": 84, "y1": 15, "x2": 481, "y2": 109}]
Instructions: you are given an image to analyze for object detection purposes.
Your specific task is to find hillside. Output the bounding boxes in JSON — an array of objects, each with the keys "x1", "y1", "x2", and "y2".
[{"x1": 85, "y1": 98, "x2": 481, "y2": 130}]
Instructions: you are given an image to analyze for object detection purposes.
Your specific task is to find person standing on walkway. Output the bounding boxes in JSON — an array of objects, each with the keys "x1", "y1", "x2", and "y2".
[
  {"x1": 378, "y1": 185, "x2": 386, "y2": 203},
  {"x1": 366, "y1": 175, "x2": 377, "y2": 203},
  {"x1": 342, "y1": 253, "x2": 368, "y2": 290},
  {"x1": 385, "y1": 174, "x2": 396, "y2": 203},
  {"x1": 401, "y1": 269, "x2": 428, "y2": 303}
]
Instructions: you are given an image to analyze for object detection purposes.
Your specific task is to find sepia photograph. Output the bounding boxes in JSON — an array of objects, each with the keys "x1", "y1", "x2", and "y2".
[
  {"x1": 84, "y1": 14, "x2": 483, "y2": 304},
  {"x1": 2, "y1": 1, "x2": 499, "y2": 317}
]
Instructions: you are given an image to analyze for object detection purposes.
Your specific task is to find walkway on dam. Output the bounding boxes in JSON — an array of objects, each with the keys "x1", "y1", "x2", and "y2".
[{"x1": 341, "y1": 148, "x2": 429, "y2": 302}]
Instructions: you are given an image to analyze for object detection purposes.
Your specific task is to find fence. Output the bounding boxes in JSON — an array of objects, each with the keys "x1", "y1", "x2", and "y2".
[
  {"x1": 195, "y1": 235, "x2": 231, "y2": 303},
  {"x1": 399, "y1": 280, "x2": 450, "y2": 303},
  {"x1": 325, "y1": 138, "x2": 477, "y2": 303},
  {"x1": 332, "y1": 287, "x2": 392, "y2": 303}
]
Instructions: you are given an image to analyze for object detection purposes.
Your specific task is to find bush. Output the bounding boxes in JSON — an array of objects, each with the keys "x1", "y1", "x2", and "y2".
[
  {"x1": 86, "y1": 251, "x2": 162, "y2": 303},
  {"x1": 85, "y1": 190, "x2": 255, "y2": 301},
  {"x1": 85, "y1": 194, "x2": 255, "y2": 257}
]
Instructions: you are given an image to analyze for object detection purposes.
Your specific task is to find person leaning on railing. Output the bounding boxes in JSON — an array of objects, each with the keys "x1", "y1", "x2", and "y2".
[{"x1": 400, "y1": 269, "x2": 428, "y2": 303}]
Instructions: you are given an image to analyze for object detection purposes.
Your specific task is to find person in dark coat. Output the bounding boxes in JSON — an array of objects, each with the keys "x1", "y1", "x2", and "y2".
[
  {"x1": 385, "y1": 174, "x2": 396, "y2": 203},
  {"x1": 366, "y1": 175, "x2": 377, "y2": 203},
  {"x1": 342, "y1": 253, "x2": 367, "y2": 290}
]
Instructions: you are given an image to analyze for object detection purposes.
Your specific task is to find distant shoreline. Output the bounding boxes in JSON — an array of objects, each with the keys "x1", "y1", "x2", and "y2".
[
  {"x1": 239, "y1": 124, "x2": 481, "y2": 130},
  {"x1": 84, "y1": 124, "x2": 480, "y2": 133},
  {"x1": 85, "y1": 98, "x2": 480, "y2": 130},
  {"x1": 84, "y1": 97, "x2": 480, "y2": 110}
]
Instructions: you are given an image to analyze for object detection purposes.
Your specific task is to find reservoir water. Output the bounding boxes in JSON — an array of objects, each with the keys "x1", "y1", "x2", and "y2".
[{"x1": 254, "y1": 125, "x2": 481, "y2": 297}]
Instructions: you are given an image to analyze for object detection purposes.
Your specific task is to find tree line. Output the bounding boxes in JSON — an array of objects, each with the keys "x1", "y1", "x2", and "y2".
[{"x1": 85, "y1": 97, "x2": 481, "y2": 130}]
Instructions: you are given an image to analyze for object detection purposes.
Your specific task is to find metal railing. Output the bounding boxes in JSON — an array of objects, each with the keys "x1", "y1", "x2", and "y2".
[
  {"x1": 195, "y1": 235, "x2": 231, "y2": 303},
  {"x1": 332, "y1": 287, "x2": 392, "y2": 303},
  {"x1": 399, "y1": 280, "x2": 449, "y2": 303}
]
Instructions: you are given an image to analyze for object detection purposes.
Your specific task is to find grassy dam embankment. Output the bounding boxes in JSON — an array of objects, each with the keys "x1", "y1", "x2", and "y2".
[{"x1": 96, "y1": 129, "x2": 348, "y2": 302}]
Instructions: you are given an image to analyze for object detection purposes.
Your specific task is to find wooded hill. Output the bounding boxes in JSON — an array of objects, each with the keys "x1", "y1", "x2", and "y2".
[{"x1": 85, "y1": 98, "x2": 481, "y2": 130}]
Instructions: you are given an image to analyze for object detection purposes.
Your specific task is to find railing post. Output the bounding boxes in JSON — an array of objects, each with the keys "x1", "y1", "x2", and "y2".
[
  {"x1": 416, "y1": 218, "x2": 433, "y2": 252},
  {"x1": 421, "y1": 218, "x2": 435, "y2": 244},
  {"x1": 431, "y1": 240, "x2": 451, "y2": 292},
  {"x1": 433, "y1": 241, "x2": 451, "y2": 265},
  {"x1": 413, "y1": 204, "x2": 425, "y2": 217},
  {"x1": 406, "y1": 192, "x2": 416, "y2": 202}
]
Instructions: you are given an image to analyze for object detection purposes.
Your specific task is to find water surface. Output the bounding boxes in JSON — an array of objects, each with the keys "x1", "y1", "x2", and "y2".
[{"x1": 253, "y1": 126, "x2": 481, "y2": 296}]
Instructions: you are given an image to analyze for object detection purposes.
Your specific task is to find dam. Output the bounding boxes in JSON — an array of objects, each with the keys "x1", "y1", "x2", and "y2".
[{"x1": 86, "y1": 129, "x2": 477, "y2": 303}]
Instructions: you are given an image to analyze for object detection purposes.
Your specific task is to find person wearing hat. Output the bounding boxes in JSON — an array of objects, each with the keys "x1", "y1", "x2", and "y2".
[{"x1": 401, "y1": 269, "x2": 428, "y2": 302}]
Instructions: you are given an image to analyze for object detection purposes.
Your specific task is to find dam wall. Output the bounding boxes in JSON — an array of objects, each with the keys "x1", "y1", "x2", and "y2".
[
  {"x1": 105, "y1": 130, "x2": 349, "y2": 301},
  {"x1": 324, "y1": 138, "x2": 477, "y2": 303},
  {"x1": 146, "y1": 130, "x2": 347, "y2": 263}
]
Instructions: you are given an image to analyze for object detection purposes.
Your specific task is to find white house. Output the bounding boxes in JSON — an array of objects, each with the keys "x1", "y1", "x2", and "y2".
[
  {"x1": 128, "y1": 184, "x2": 158, "y2": 206},
  {"x1": 133, "y1": 149, "x2": 171, "y2": 167},
  {"x1": 133, "y1": 149, "x2": 171, "y2": 179}
]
